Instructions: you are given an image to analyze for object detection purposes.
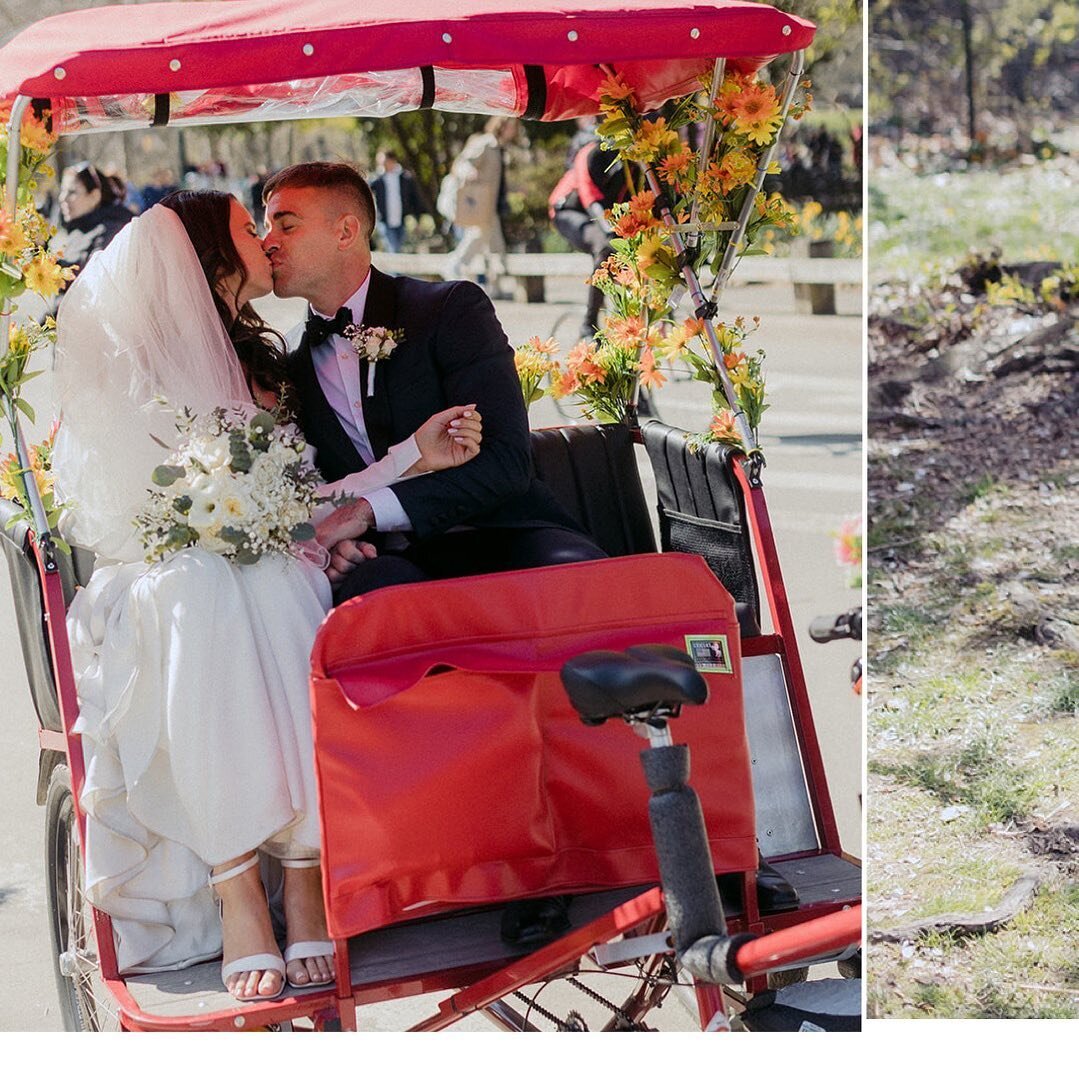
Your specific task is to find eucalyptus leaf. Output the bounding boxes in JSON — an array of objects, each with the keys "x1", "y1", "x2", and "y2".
[
  {"x1": 232, "y1": 547, "x2": 260, "y2": 565},
  {"x1": 14, "y1": 396, "x2": 35, "y2": 422},
  {"x1": 290, "y1": 522, "x2": 316, "y2": 542},
  {"x1": 152, "y1": 464, "x2": 186, "y2": 487}
]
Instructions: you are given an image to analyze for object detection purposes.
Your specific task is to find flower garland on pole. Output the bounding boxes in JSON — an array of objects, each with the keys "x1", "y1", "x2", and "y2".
[
  {"x1": 0, "y1": 102, "x2": 71, "y2": 537},
  {"x1": 517, "y1": 61, "x2": 810, "y2": 453}
]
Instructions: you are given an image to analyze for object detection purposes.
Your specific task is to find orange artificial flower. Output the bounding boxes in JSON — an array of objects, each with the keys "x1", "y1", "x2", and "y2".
[
  {"x1": 604, "y1": 315, "x2": 646, "y2": 349},
  {"x1": 613, "y1": 214, "x2": 649, "y2": 240},
  {"x1": 713, "y1": 72, "x2": 751, "y2": 118},
  {"x1": 638, "y1": 349, "x2": 667, "y2": 390},
  {"x1": 549, "y1": 368, "x2": 579, "y2": 398},
  {"x1": 658, "y1": 147, "x2": 694, "y2": 191},
  {"x1": 729, "y1": 82, "x2": 782, "y2": 146},
  {"x1": 20, "y1": 112, "x2": 57, "y2": 154},
  {"x1": 0, "y1": 208, "x2": 27, "y2": 258},
  {"x1": 627, "y1": 189, "x2": 657, "y2": 222},
  {"x1": 709, "y1": 411, "x2": 742, "y2": 445},
  {"x1": 598, "y1": 72, "x2": 636, "y2": 104},
  {"x1": 524, "y1": 335, "x2": 559, "y2": 356}
]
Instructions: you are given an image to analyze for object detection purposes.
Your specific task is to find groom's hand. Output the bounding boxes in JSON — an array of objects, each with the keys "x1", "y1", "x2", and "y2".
[
  {"x1": 325, "y1": 538, "x2": 378, "y2": 584},
  {"x1": 316, "y1": 497, "x2": 377, "y2": 550}
]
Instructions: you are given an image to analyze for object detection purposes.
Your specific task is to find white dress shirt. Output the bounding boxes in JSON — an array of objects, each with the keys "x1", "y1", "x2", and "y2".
[
  {"x1": 307, "y1": 273, "x2": 413, "y2": 532},
  {"x1": 382, "y1": 167, "x2": 403, "y2": 228}
]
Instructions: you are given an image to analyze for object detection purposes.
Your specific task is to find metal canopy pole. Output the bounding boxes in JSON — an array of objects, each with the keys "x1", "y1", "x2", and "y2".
[
  {"x1": 708, "y1": 49, "x2": 805, "y2": 309},
  {"x1": 685, "y1": 57, "x2": 727, "y2": 248}
]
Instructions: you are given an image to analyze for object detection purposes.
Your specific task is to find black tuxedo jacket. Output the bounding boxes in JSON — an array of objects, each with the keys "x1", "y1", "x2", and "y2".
[{"x1": 287, "y1": 267, "x2": 580, "y2": 541}]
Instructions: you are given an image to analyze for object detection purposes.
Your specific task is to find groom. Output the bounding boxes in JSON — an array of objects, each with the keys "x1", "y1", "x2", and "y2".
[{"x1": 261, "y1": 162, "x2": 605, "y2": 601}]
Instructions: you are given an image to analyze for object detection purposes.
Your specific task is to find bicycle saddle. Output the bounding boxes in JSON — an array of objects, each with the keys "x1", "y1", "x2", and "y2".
[{"x1": 560, "y1": 644, "x2": 708, "y2": 726}]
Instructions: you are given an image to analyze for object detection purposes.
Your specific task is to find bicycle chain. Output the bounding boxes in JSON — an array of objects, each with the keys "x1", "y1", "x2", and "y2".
[
  {"x1": 566, "y1": 976, "x2": 648, "y2": 1031},
  {"x1": 512, "y1": 960, "x2": 680, "y2": 1032},
  {"x1": 511, "y1": 990, "x2": 589, "y2": 1031}
]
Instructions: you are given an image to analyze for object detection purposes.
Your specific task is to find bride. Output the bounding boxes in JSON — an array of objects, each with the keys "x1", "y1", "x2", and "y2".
[{"x1": 51, "y1": 194, "x2": 482, "y2": 1002}]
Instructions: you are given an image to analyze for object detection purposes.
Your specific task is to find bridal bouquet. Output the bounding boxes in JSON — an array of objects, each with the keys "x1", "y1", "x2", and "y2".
[{"x1": 134, "y1": 408, "x2": 321, "y2": 565}]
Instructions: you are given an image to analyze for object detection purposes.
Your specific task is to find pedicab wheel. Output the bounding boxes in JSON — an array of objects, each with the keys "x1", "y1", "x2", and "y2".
[{"x1": 45, "y1": 764, "x2": 122, "y2": 1031}]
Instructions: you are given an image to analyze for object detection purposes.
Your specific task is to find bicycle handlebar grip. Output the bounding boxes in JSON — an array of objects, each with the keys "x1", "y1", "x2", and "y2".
[{"x1": 809, "y1": 607, "x2": 863, "y2": 643}]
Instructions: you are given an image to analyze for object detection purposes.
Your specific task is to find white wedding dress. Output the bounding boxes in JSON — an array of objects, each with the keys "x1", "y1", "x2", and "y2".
[{"x1": 52, "y1": 205, "x2": 417, "y2": 974}]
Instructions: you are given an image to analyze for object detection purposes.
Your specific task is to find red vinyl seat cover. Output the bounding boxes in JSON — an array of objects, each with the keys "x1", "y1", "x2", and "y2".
[{"x1": 309, "y1": 553, "x2": 757, "y2": 940}]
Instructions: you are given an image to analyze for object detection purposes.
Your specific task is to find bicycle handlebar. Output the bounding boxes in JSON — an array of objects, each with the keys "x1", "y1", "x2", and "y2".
[
  {"x1": 679, "y1": 904, "x2": 861, "y2": 985},
  {"x1": 809, "y1": 606, "x2": 862, "y2": 643}
]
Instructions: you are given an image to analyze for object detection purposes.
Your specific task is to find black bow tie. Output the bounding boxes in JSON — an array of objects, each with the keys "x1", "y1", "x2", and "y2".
[{"x1": 306, "y1": 307, "x2": 353, "y2": 347}]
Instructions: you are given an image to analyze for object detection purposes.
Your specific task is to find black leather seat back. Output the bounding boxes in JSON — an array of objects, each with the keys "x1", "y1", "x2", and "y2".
[
  {"x1": 530, "y1": 423, "x2": 656, "y2": 558},
  {"x1": 641, "y1": 422, "x2": 761, "y2": 635},
  {"x1": 0, "y1": 498, "x2": 94, "y2": 732}
]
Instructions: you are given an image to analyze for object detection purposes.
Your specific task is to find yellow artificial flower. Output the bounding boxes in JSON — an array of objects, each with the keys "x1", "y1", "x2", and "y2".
[
  {"x1": 635, "y1": 233, "x2": 666, "y2": 273},
  {"x1": 22, "y1": 254, "x2": 72, "y2": 298}
]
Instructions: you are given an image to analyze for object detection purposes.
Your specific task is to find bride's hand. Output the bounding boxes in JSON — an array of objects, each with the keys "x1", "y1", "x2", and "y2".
[{"x1": 412, "y1": 405, "x2": 482, "y2": 473}]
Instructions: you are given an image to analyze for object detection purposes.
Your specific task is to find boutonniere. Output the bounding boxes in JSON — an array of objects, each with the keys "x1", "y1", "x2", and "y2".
[{"x1": 344, "y1": 324, "x2": 404, "y2": 397}]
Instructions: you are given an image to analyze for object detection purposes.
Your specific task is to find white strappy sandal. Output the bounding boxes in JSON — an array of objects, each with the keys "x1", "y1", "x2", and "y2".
[
  {"x1": 280, "y1": 856, "x2": 335, "y2": 990},
  {"x1": 209, "y1": 853, "x2": 286, "y2": 1002}
]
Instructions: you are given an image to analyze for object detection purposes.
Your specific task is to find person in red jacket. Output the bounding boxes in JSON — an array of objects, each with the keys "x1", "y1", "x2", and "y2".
[{"x1": 548, "y1": 136, "x2": 629, "y2": 342}]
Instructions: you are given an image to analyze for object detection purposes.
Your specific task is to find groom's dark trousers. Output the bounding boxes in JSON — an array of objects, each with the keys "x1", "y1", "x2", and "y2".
[{"x1": 288, "y1": 267, "x2": 606, "y2": 601}]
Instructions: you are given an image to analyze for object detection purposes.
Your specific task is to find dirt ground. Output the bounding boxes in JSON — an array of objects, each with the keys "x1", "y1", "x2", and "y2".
[{"x1": 866, "y1": 273, "x2": 1079, "y2": 1018}]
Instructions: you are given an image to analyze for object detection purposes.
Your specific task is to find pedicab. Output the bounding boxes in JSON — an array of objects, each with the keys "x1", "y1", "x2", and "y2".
[{"x1": 0, "y1": 0, "x2": 861, "y2": 1032}]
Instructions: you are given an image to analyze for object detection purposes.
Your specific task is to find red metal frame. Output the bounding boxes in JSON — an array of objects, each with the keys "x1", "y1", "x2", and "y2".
[
  {"x1": 731, "y1": 461, "x2": 844, "y2": 855},
  {"x1": 26, "y1": 436, "x2": 858, "y2": 1031}
]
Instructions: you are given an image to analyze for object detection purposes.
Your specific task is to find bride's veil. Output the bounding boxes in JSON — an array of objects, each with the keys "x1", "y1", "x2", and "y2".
[{"x1": 52, "y1": 203, "x2": 254, "y2": 562}]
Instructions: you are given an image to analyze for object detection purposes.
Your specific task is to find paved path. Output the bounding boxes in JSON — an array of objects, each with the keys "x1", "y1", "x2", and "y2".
[{"x1": 0, "y1": 278, "x2": 861, "y2": 1031}]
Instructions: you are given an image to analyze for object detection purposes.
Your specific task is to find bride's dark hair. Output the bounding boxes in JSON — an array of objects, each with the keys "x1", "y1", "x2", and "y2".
[{"x1": 158, "y1": 190, "x2": 289, "y2": 399}]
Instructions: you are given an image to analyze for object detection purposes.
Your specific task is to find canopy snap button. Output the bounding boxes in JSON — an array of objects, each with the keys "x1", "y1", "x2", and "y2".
[
  {"x1": 567, "y1": 30, "x2": 578, "y2": 41},
  {"x1": 169, "y1": 59, "x2": 182, "y2": 72},
  {"x1": 690, "y1": 28, "x2": 700, "y2": 39},
  {"x1": 303, "y1": 43, "x2": 314, "y2": 57},
  {"x1": 53, "y1": 67, "x2": 66, "y2": 80},
  {"x1": 782, "y1": 25, "x2": 792, "y2": 36},
  {"x1": 442, "y1": 33, "x2": 452, "y2": 44}
]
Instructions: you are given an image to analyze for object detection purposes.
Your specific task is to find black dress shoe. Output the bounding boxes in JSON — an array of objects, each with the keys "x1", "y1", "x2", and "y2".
[
  {"x1": 756, "y1": 857, "x2": 799, "y2": 912},
  {"x1": 500, "y1": 895, "x2": 572, "y2": 949}
]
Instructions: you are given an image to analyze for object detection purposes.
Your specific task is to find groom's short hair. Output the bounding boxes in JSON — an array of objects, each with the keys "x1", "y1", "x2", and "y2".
[{"x1": 262, "y1": 162, "x2": 376, "y2": 240}]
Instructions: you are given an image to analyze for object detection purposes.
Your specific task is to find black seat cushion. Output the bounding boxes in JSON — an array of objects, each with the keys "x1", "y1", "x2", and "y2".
[
  {"x1": 641, "y1": 422, "x2": 761, "y2": 636},
  {"x1": 530, "y1": 423, "x2": 656, "y2": 558}
]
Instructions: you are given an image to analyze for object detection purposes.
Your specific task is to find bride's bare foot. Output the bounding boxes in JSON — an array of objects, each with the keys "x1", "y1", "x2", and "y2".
[
  {"x1": 282, "y1": 860, "x2": 333, "y2": 987},
  {"x1": 210, "y1": 853, "x2": 284, "y2": 1001}
]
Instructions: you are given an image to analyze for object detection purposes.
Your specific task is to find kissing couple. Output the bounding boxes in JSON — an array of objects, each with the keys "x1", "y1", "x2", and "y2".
[{"x1": 52, "y1": 162, "x2": 605, "y2": 1000}]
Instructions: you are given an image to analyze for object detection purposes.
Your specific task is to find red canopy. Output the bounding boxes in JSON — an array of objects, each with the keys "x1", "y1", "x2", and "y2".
[{"x1": 0, "y1": 1, "x2": 814, "y2": 131}]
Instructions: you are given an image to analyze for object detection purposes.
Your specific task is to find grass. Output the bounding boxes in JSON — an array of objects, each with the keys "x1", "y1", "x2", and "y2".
[
  {"x1": 868, "y1": 468, "x2": 1079, "y2": 1018},
  {"x1": 870, "y1": 160, "x2": 1079, "y2": 280},
  {"x1": 868, "y1": 872, "x2": 1079, "y2": 1019},
  {"x1": 1051, "y1": 673, "x2": 1079, "y2": 716}
]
